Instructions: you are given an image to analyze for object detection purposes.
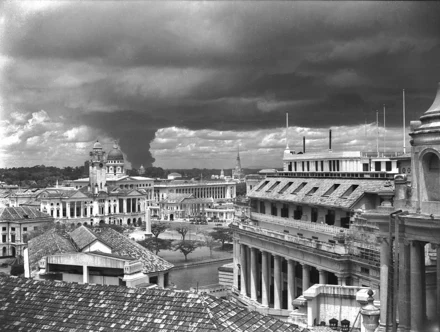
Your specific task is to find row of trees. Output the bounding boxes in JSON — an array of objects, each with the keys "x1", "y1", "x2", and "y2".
[{"x1": 139, "y1": 223, "x2": 233, "y2": 261}]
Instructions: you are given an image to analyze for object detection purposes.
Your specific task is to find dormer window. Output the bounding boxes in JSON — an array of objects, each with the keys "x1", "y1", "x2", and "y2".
[
  {"x1": 306, "y1": 187, "x2": 319, "y2": 196},
  {"x1": 341, "y1": 185, "x2": 359, "y2": 199},
  {"x1": 322, "y1": 184, "x2": 340, "y2": 197},
  {"x1": 292, "y1": 182, "x2": 307, "y2": 194}
]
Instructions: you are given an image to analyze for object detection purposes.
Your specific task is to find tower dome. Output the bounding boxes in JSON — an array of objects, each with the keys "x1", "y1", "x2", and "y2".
[
  {"x1": 93, "y1": 140, "x2": 102, "y2": 150},
  {"x1": 107, "y1": 143, "x2": 124, "y2": 161}
]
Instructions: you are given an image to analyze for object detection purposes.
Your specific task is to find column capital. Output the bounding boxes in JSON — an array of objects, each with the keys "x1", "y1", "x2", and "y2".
[{"x1": 301, "y1": 263, "x2": 309, "y2": 268}]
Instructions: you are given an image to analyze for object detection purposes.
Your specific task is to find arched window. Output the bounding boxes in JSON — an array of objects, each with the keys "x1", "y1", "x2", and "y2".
[
  {"x1": 127, "y1": 218, "x2": 131, "y2": 225},
  {"x1": 11, "y1": 247, "x2": 16, "y2": 257},
  {"x1": 423, "y1": 152, "x2": 440, "y2": 201}
]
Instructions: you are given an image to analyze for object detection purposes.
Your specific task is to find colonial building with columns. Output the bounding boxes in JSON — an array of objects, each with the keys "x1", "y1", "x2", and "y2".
[
  {"x1": 230, "y1": 125, "x2": 401, "y2": 321},
  {"x1": 19, "y1": 141, "x2": 155, "y2": 232},
  {"x1": 152, "y1": 179, "x2": 237, "y2": 219},
  {"x1": 363, "y1": 83, "x2": 440, "y2": 331}
]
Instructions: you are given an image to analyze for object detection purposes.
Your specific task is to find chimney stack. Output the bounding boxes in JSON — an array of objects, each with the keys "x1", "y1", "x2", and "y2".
[
  {"x1": 303, "y1": 136, "x2": 306, "y2": 153},
  {"x1": 329, "y1": 129, "x2": 332, "y2": 152}
]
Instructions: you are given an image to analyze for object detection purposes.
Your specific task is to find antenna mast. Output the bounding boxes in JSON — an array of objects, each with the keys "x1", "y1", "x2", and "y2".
[
  {"x1": 403, "y1": 89, "x2": 406, "y2": 154},
  {"x1": 285, "y1": 112, "x2": 289, "y2": 149}
]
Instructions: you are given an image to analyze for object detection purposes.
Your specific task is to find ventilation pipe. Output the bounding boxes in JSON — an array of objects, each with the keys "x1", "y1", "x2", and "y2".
[{"x1": 303, "y1": 136, "x2": 306, "y2": 153}]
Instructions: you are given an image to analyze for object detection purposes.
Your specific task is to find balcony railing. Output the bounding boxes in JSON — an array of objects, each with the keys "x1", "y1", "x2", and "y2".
[
  {"x1": 232, "y1": 222, "x2": 349, "y2": 255},
  {"x1": 251, "y1": 212, "x2": 352, "y2": 237}
]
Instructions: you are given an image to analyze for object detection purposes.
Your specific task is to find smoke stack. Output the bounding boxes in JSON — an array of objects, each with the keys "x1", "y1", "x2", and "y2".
[
  {"x1": 329, "y1": 129, "x2": 332, "y2": 151},
  {"x1": 303, "y1": 136, "x2": 305, "y2": 153}
]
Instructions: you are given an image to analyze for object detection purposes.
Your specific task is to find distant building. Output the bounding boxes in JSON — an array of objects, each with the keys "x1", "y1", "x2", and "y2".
[
  {"x1": 138, "y1": 164, "x2": 145, "y2": 175},
  {"x1": 153, "y1": 179, "x2": 237, "y2": 220},
  {"x1": 0, "y1": 206, "x2": 53, "y2": 257},
  {"x1": 167, "y1": 172, "x2": 182, "y2": 180},
  {"x1": 9, "y1": 142, "x2": 155, "y2": 232},
  {"x1": 232, "y1": 148, "x2": 245, "y2": 182}
]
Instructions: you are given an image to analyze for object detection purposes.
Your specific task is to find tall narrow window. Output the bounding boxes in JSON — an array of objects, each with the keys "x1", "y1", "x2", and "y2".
[
  {"x1": 279, "y1": 182, "x2": 293, "y2": 194},
  {"x1": 292, "y1": 182, "x2": 307, "y2": 194},
  {"x1": 341, "y1": 185, "x2": 359, "y2": 198},
  {"x1": 256, "y1": 181, "x2": 270, "y2": 192}
]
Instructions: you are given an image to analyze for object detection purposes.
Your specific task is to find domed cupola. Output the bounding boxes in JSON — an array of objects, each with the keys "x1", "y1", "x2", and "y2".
[
  {"x1": 107, "y1": 143, "x2": 124, "y2": 161},
  {"x1": 410, "y1": 82, "x2": 440, "y2": 146},
  {"x1": 93, "y1": 140, "x2": 103, "y2": 150}
]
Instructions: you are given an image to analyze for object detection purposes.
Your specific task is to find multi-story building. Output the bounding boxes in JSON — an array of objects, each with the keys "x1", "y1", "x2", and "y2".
[
  {"x1": 153, "y1": 179, "x2": 237, "y2": 219},
  {"x1": 14, "y1": 142, "x2": 155, "y2": 231},
  {"x1": 363, "y1": 83, "x2": 440, "y2": 331},
  {"x1": 0, "y1": 206, "x2": 53, "y2": 257},
  {"x1": 230, "y1": 130, "x2": 400, "y2": 320}
]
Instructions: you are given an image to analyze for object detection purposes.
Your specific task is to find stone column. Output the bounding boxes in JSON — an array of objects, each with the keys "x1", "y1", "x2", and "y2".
[
  {"x1": 302, "y1": 264, "x2": 310, "y2": 294},
  {"x1": 288, "y1": 259, "x2": 296, "y2": 310},
  {"x1": 336, "y1": 274, "x2": 346, "y2": 286},
  {"x1": 246, "y1": 246, "x2": 251, "y2": 296},
  {"x1": 437, "y1": 245, "x2": 440, "y2": 327},
  {"x1": 410, "y1": 240, "x2": 424, "y2": 331},
  {"x1": 123, "y1": 199, "x2": 127, "y2": 213},
  {"x1": 318, "y1": 269, "x2": 327, "y2": 284},
  {"x1": 66, "y1": 202, "x2": 70, "y2": 218},
  {"x1": 379, "y1": 237, "x2": 391, "y2": 331},
  {"x1": 274, "y1": 255, "x2": 282, "y2": 310},
  {"x1": 240, "y1": 244, "x2": 247, "y2": 297},
  {"x1": 250, "y1": 247, "x2": 258, "y2": 301},
  {"x1": 233, "y1": 240, "x2": 239, "y2": 290},
  {"x1": 261, "y1": 251, "x2": 269, "y2": 307},
  {"x1": 397, "y1": 240, "x2": 410, "y2": 332}
]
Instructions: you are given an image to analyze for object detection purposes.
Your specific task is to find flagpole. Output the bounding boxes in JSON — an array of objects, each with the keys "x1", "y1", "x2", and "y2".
[
  {"x1": 403, "y1": 89, "x2": 406, "y2": 154},
  {"x1": 376, "y1": 110, "x2": 379, "y2": 157},
  {"x1": 383, "y1": 104, "x2": 386, "y2": 155}
]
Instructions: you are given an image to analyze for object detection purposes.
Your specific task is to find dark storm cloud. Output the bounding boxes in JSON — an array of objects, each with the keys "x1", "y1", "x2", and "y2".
[{"x1": 2, "y1": 1, "x2": 440, "y2": 167}]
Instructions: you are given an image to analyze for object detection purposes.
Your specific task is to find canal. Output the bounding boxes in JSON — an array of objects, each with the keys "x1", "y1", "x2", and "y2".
[{"x1": 168, "y1": 260, "x2": 230, "y2": 290}]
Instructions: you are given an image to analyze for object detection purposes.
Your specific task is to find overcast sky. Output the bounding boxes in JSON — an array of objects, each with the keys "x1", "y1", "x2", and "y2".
[{"x1": 1, "y1": 1, "x2": 440, "y2": 169}]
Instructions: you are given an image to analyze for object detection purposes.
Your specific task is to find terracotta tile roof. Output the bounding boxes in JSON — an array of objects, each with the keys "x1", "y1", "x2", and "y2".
[
  {"x1": 28, "y1": 229, "x2": 77, "y2": 272},
  {"x1": 0, "y1": 275, "x2": 307, "y2": 332},
  {"x1": 0, "y1": 206, "x2": 52, "y2": 221},
  {"x1": 70, "y1": 226, "x2": 110, "y2": 251},
  {"x1": 248, "y1": 177, "x2": 393, "y2": 209},
  {"x1": 28, "y1": 227, "x2": 174, "y2": 274},
  {"x1": 90, "y1": 227, "x2": 174, "y2": 273}
]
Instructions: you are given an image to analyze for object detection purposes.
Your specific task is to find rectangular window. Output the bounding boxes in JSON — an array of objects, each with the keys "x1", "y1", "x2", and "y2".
[
  {"x1": 306, "y1": 187, "x2": 319, "y2": 196},
  {"x1": 321, "y1": 160, "x2": 324, "y2": 171},
  {"x1": 375, "y1": 161, "x2": 381, "y2": 171},
  {"x1": 281, "y1": 204, "x2": 289, "y2": 218},
  {"x1": 386, "y1": 161, "x2": 392, "y2": 171},
  {"x1": 1, "y1": 235, "x2": 6, "y2": 243},
  {"x1": 279, "y1": 182, "x2": 293, "y2": 194},
  {"x1": 271, "y1": 203, "x2": 277, "y2": 216},
  {"x1": 23, "y1": 227, "x2": 27, "y2": 232},
  {"x1": 315, "y1": 161, "x2": 318, "y2": 171},
  {"x1": 256, "y1": 181, "x2": 270, "y2": 192},
  {"x1": 266, "y1": 181, "x2": 281, "y2": 192},
  {"x1": 341, "y1": 185, "x2": 359, "y2": 198},
  {"x1": 307, "y1": 161, "x2": 310, "y2": 171},
  {"x1": 259, "y1": 201, "x2": 266, "y2": 214},
  {"x1": 2, "y1": 227, "x2": 6, "y2": 231},
  {"x1": 322, "y1": 184, "x2": 340, "y2": 197},
  {"x1": 311, "y1": 207, "x2": 318, "y2": 222},
  {"x1": 294, "y1": 162, "x2": 297, "y2": 172},
  {"x1": 361, "y1": 267, "x2": 370, "y2": 275},
  {"x1": 363, "y1": 163, "x2": 369, "y2": 172},
  {"x1": 302, "y1": 162, "x2": 305, "y2": 171},
  {"x1": 294, "y1": 206, "x2": 303, "y2": 220},
  {"x1": 292, "y1": 182, "x2": 307, "y2": 194},
  {"x1": 11, "y1": 234, "x2": 15, "y2": 243},
  {"x1": 11, "y1": 227, "x2": 15, "y2": 232},
  {"x1": 329, "y1": 160, "x2": 333, "y2": 172},
  {"x1": 336, "y1": 160, "x2": 340, "y2": 171}
]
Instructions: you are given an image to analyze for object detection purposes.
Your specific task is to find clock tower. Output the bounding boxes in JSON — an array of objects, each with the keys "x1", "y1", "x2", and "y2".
[{"x1": 89, "y1": 140, "x2": 107, "y2": 194}]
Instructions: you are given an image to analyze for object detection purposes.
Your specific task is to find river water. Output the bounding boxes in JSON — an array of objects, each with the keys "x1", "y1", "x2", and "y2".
[{"x1": 168, "y1": 260, "x2": 230, "y2": 290}]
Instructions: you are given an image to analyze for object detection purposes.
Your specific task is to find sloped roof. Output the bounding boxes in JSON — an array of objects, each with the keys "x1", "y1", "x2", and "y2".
[
  {"x1": 248, "y1": 177, "x2": 393, "y2": 210},
  {"x1": 70, "y1": 226, "x2": 110, "y2": 251},
  {"x1": 28, "y1": 229, "x2": 77, "y2": 271},
  {"x1": 183, "y1": 197, "x2": 215, "y2": 205},
  {"x1": 0, "y1": 275, "x2": 307, "y2": 332},
  {"x1": 160, "y1": 193, "x2": 193, "y2": 204},
  {"x1": 0, "y1": 206, "x2": 53, "y2": 222},
  {"x1": 91, "y1": 227, "x2": 174, "y2": 273},
  {"x1": 28, "y1": 226, "x2": 174, "y2": 274}
]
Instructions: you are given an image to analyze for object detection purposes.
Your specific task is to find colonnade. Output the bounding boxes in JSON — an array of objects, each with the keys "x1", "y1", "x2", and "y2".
[
  {"x1": 175, "y1": 186, "x2": 228, "y2": 199},
  {"x1": 379, "y1": 238, "x2": 440, "y2": 331},
  {"x1": 235, "y1": 243, "x2": 346, "y2": 310}
]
